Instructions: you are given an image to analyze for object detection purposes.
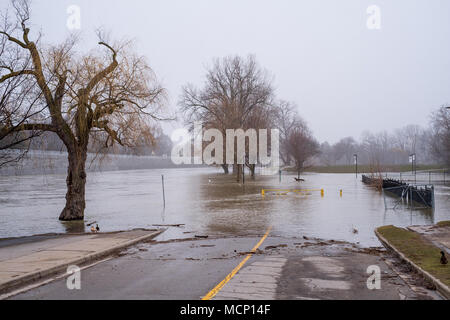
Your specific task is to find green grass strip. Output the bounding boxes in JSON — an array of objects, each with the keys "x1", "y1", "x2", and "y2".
[{"x1": 377, "y1": 225, "x2": 450, "y2": 287}]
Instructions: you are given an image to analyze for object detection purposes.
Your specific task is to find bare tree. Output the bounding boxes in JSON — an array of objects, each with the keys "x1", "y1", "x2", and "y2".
[
  {"x1": 430, "y1": 105, "x2": 450, "y2": 166},
  {"x1": 332, "y1": 137, "x2": 356, "y2": 165},
  {"x1": 0, "y1": 70, "x2": 43, "y2": 166},
  {"x1": 0, "y1": 1, "x2": 44, "y2": 166},
  {"x1": 285, "y1": 118, "x2": 319, "y2": 179},
  {"x1": 244, "y1": 101, "x2": 275, "y2": 176},
  {"x1": 179, "y1": 55, "x2": 274, "y2": 180},
  {"x1": 274, "y1": 100, "x2": 299, "y2": 166},
  {"x1": 0, "y1": 0, "x2": 166, "y2": 220},
  {"x1": 318, "y1": 141, "x2": 335, "y2": 166}
]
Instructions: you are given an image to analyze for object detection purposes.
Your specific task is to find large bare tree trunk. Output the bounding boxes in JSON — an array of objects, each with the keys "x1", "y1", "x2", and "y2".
[
  {"x1": 1, "y1": 4, "x2": 167, "y2": 224},
  {"x1": 236, "y1": 164, "x2": 243, "y2": 182},
  {"x1": 221, "y1": 164, "x2": 229, "y2": 174},
  {"x1": 248, "y1": 164, "x2": 255, "y2": 177},
  {"x1": 59, "y1": 147, "x2": 87, "y2": 221}
]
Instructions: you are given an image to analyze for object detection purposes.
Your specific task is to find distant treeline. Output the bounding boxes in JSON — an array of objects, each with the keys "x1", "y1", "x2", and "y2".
[
  {"x1": 315, "y1": 106, "x2": 449, "y2": 168},
  {"x1": 0, "y1": 131, "x2": 173, "y2": 157}
]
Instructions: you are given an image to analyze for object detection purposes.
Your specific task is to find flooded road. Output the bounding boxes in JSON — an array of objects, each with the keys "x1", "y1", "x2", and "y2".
[{"x1": 0, "y1": 168, "x2": 449, "y2": 246}]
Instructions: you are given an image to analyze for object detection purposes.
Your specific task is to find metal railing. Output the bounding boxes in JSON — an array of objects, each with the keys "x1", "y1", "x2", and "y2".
[{"x1": 383, "y1": 169, "x2": 448, "y2": 185}]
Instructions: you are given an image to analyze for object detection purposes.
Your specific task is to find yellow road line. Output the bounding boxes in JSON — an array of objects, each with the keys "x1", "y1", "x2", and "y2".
[{"x1": 201, "y1": 226, "x2": 272, "y2": 300}]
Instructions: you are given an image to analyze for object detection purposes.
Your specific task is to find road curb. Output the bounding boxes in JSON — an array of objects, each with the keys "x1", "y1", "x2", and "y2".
[
  {"x1": 375, "y1": 229, "x2": 450, "y2": 300},
  {"x1": 0, "y1": 229, "x2": 165, "y2": 296}
]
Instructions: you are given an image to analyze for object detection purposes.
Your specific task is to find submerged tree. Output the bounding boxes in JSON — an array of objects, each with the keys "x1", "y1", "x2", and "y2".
[
  {"x1": 273, "y1": 100, "x2": 302, "y2": 166},
  {"x1": 0, "y1": 0, "x2": 166, "y2": 220},
  {"x1": 285, "y1": 118, "x2": 319, "y2": 179},
  {"x1": 179, "y1": 55, "x2": 274, "y2": 180}
]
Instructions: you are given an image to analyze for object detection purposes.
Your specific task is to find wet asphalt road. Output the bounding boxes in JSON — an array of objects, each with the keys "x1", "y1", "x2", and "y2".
[{"x1": 8, "y1": 234, "x2": 438, "y2": 300}]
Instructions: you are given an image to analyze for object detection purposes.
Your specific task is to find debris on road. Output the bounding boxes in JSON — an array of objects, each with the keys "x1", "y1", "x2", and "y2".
[
  {"x1": 152, "y1": 224, "x2": 185, "y2": 227},
  {"x1": 265, "y1": 244, "x2": 288, "y2": 250}
]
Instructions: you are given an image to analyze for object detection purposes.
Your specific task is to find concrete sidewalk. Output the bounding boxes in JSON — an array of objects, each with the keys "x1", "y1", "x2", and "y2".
[
  {"x1": 376, "y1": 223, "x2": 450, "y2": 299},
  {"x1": 407, "y1": 224, "x2": 450, "y2": 254},
  {"x1": 0, "y1": 229, "x2": 164, "y2": 294}
]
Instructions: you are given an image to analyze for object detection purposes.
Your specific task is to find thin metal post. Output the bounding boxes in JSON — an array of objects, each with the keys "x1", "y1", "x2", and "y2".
[
  {"x1": 410, "y1": 186, "x2": 413, "y2": 208},
  {"x1": 161, "y1": 174, "x2": 166, "y2": 208},
  {"x1": 242, "y1": 155, "x2": 245, "y2": 185},
  {"x1": 432, "y1": 185, "x2": 435, "y2": 209},
  {"x1": 413, "y1": 154, "x2": 417, "y2": 184}
]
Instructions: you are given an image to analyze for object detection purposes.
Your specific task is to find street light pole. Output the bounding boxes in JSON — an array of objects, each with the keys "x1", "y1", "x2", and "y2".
[
  {"x1": 410, "y1": 153, "x2": 416, "y2": 184},
  {"x1": 354, "y1": 154, "x2": 358, "y2": 178},
  {"x1": 413, "y1": 153, "x2": 417, "y2": 184},
  {"x1": 415, "y1": 155, "x2": 417, "y2": 175}
]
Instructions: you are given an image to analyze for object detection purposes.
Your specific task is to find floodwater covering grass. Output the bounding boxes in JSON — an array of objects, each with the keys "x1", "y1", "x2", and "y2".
[
  {"x1": 377, "y1": 225, "x2": 450, "y2": 287},
  {"x1": 436, "y1": 221, "x2": 450, "y2": 228},
  {"x1": 303, "y1": 164, "x2": 445, "y2": 174}
]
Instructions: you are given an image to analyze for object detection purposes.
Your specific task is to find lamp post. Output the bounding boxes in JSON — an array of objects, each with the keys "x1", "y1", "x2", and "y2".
[
  {"x1": 413, "y1": 153, "x2": 417, "y2": 183},
  {"x1": 410, "y1": 153, "x2": 416, "y2": 184},
  {"x1": 409, "y1": 154, "x2": 414, "y2": 173},
  {"x1": 353, "y1": 154, "x2": 358, "y2": 178}
]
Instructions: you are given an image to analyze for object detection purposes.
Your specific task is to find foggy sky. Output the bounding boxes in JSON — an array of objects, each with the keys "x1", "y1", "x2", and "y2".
[{"x1": 3, "y1": 0, "x2": 450, "y2": 143}]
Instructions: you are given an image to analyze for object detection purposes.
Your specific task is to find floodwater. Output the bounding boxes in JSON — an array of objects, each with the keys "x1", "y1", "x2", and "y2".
[{"x1": 0, "y1": 167, "x2": 449, "y2": 247}]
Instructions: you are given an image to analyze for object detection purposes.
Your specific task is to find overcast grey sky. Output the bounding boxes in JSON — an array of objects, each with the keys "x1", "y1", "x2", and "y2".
[{"x1": 4, "y1": 0, "x2": 450, "y2": 143}]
